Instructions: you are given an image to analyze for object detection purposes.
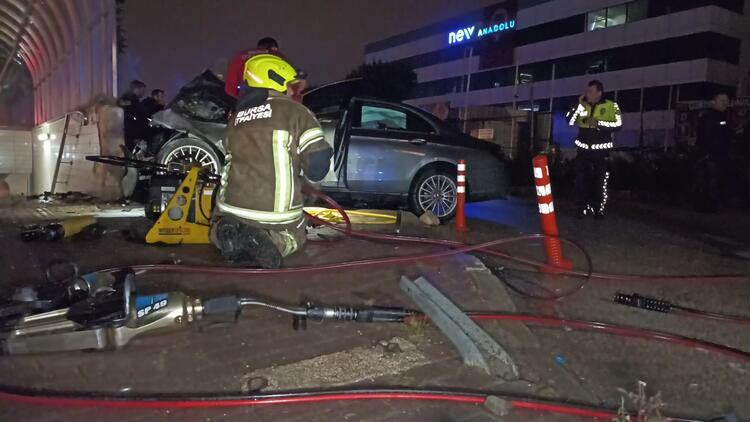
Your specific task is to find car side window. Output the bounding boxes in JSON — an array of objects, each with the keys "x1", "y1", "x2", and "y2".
[
  {"x1": 357, "y1": 104, "x2": 436, "y2": 134},
  {"x1": 406, "y1": 111, "x2": 436, "y2": 133},
  {"x1": 359, "y1": 105, "x2": 407, "y2": 130}
]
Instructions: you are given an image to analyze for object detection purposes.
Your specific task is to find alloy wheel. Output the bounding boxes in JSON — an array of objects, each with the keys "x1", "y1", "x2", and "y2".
[
  {"x1": 163, "y1": 145, "x2": 220, "y2": 174},
  {"x1": 417, "y1": 174, "x2": 457, "y2": 218}
]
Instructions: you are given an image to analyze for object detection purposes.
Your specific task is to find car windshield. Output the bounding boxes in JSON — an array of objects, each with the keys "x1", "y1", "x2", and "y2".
[{"x1": 303, "y1": 79, "x2": 362, "y2": 114}]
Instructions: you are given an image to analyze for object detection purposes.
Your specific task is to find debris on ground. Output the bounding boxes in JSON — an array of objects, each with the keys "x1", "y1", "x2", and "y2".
[
  {"x1": 28, "y1": 191, "x2": 96, "y2": 204},
  {"x1": 418, "y1": 210, "x2": 440, "y2": 226},
  {"x1": 614, "y1": 381, "x2": 665, "y2": 421},
  {"x1": 483, "y1": 395, "x2": 512, "y2": 416},
  {"x1": 243, "y1": 376, "x2": 269, "y2": 393}
]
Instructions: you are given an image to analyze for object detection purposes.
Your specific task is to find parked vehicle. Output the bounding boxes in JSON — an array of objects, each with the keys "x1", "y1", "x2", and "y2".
[{"x1": 150, "y1": 74, "x2": 508, "y2": 219}]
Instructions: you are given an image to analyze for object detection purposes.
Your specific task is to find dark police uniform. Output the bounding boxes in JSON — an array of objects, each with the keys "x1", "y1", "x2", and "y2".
[{"x1": 567, "y1": 99, "x2": 622, "y2": 217}]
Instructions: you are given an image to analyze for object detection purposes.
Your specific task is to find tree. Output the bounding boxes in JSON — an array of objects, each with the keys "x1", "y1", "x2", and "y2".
[{"x1": 345, "y1": 61, "x2": 416, "y2": 102}]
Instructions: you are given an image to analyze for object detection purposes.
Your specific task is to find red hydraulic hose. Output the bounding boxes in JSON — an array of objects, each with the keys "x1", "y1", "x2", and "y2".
[
  {"x1": 0, "y1": 388, "x2": 626, "y2": 420},
  {"x1": 103, "y1": 187, "x2": 747, "y2": 286},
  {"x1": 469, "y1": 313, "x2": 750, "y2": 363},
  {"x1": 120, "y1": 235, "x2": 554, "y2": 275},
  {"x1": 672, "y1": 306, "x2": 750, "y2": 325},
  {"x1": 303, "y1": 188, "x2": 748, "y2": 283}
]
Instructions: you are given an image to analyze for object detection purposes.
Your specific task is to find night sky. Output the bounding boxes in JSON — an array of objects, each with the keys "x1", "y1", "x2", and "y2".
[{"x1": 120, "y1": 0, "x2": 497, "y2": 97}]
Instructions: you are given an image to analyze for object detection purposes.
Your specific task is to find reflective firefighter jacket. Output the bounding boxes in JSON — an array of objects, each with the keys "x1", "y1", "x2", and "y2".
[
  {"x1": 217, "y1": 91, "x2": 332, "y2": 228},
  {"x1": 567, "y1": 99, "x2": 622, "y2": 151}
]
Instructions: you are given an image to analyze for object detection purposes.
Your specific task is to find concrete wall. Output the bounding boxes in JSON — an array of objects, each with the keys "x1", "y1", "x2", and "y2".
[
  {"x1": 30, "y1": 0, "x2": 118, "y2": 125},
  {"x1": 0, "y1": 129, "x2": 33, "y2": 195}
]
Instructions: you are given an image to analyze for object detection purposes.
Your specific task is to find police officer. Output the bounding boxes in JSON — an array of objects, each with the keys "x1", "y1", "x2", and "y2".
[
  {"x1": 567, "y1": 80, "x2": 622, "y2": 219},
  {"x1": 211, "y1": 55, "x2": 333, "y2": 268}
]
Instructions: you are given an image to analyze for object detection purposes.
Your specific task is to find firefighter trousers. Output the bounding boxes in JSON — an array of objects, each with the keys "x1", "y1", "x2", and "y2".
[{"x1": 210, "y1": 214, "x2": 307, "y2": 268}]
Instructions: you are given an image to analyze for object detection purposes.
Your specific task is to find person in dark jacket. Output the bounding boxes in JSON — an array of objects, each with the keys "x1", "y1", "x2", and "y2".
[
  {"x1": 224, "y1": 37, "x2": 306, "y2": 102},
  {"x1": 695, "y1": 92, "x2": 732, "y2": 211},
  {"x1": 118, "y1": 80, "x2": 148, "y2": 150},
  {"x1": 141, "y1": 89, "x2": 165, "y2": 118},
  {"x1": 225, "y1": 37, "x2": 282, "y2": 98}
]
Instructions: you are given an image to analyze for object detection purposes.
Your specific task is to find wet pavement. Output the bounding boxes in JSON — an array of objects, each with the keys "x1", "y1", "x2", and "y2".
[{"x1": 0, "y1": 196, "x2": 748, "y2": 421}]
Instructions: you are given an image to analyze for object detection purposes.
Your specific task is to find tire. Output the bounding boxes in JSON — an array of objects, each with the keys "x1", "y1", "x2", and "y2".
[
  {"x1": 408, "y1": 167, "x2": 458, "y2": 221},
  {"x1": 156, "y1": 138, "x2": 222, "y2": 175}
]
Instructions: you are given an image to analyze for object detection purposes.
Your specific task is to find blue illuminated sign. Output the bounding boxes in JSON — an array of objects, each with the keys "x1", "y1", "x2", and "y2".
[{"x1": 448, "y1": 19, "x2": 516, "y2": 45}]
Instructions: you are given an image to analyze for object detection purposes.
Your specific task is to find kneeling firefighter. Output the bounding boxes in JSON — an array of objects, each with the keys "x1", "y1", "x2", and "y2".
[{"x1": 211, "y1": 54, "x2": 332, "y2": 268}]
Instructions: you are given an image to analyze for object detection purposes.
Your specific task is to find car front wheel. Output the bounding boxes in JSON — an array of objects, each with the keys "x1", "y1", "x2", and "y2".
[
  {"x1": 156, "y1": 138, "x2": 222, "y2": 175},
  {"x1": 409, "y1": 168, "x2": 458, "y2": 221}
]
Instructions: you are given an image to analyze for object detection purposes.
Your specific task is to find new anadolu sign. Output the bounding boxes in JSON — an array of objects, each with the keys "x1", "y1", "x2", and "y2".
[{"x1": 448, "y1": 19, "x2": 515, "y2": 45}]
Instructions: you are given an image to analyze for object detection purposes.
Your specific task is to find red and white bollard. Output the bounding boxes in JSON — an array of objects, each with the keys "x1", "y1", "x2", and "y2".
[
  {"x1": 455, "y1": 159, "x2": 467, "y2": 233},
  {"x1": 532, "y1": 155, "x2": 572, "y2": 272}
]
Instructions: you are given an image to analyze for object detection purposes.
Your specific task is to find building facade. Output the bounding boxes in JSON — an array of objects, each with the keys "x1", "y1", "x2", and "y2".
[{"x1": 365, "y1": 0, "x2": 750, "y2": 153}]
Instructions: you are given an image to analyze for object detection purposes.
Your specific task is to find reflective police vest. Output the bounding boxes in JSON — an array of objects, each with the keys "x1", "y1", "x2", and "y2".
[{"x1": 567, "y1": 100, "x2": 622, "y2": 151}]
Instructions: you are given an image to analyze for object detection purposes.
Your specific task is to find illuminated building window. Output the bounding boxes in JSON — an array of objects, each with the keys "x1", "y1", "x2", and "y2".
[
  {"x1": 587, "y1": 9, "x2": 607, "y2": 31},
  {"x1": 586, "y1": 0, "x2": 644, "y2": 31},
  {"x1": 607, "y1": 5, "x2": 627, "y2": 26}
]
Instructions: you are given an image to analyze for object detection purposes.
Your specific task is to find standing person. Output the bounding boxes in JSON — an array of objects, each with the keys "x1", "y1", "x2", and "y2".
[
  {"x1": 695, "y1": 92, "x2": 733, "y2": 211},
  {"x1": 224, "y1": 37, "x2": 282, "y2": 98},
  {"x1": 212, "y1": 54, "x2": 332, "y2": 269},
  {"x1": 141, "y1": 89, "x2": 165, "y2": 118},
  {"x1": 118, "y1": 80, "x2": 148, "y2": 150},
  {"x1": 743, "y1": 112, "x2": 750, "y2": 206},
  {"x1": 567, "y1": 80, "x2": 622, "y2": 219},
  {"x1": 224, "y1": 37, "x2": 306, "y2": 102}
]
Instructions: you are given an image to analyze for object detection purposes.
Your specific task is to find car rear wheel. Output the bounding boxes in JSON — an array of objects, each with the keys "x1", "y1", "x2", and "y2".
[
  {"x1": 157, "y1": 138, "x2": 222, "y2": 175},
  {"x1": 409, "y1": 168, "x2": 458, "y2": 221}
]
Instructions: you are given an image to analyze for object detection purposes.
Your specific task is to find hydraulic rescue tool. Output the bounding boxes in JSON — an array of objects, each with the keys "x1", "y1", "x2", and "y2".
[
  {"x1": 86, "y1": 155, "x2": 218, "y2": 244},
  {"x1": 0, "y1": 270, "x2": 415, "y2": 355}
]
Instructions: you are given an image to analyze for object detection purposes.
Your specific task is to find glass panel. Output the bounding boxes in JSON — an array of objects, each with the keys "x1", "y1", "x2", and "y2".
[
  {"x1": 470, "y1": 68, "x2": 514, "y2": 90},
  {"x1": 643, "y1": 86, "x2": 670, "y2": 111},
  {"x1": 587, "y1": 9, "x2": 607, "y2": 31},
  {"x1": 607, "y1": 4, "x2": 627, "y2": 27},
  {"x1": 552, "y1": 95, "x2": 579, "y2": 113},
  {"x1": 616, "y1": 89, "x2": 642, "y2": 113},
  {"x1": 586, "y1": 56, "x2": 606, "y2": 74},
  {"x1": 627, "y1": 0, "x2": 649, "y2": 22},
  {"x1": 406, "y1": 111, "x2": 436, "y2": 133},
  {"x1": 519, "y1": 62, "x2": 553, "y2": 83},
  {"x1": 360, "y1": 105, "x2": 407, "y2": 130}
]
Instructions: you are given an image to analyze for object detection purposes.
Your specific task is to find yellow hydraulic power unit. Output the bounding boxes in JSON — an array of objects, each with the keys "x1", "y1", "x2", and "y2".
[
  {"x1": 145, "y1": 167, "x2": 398, "y2": 245},
  {"x1": 146, "y1": 167, "x2": 215, "y2": 244}
]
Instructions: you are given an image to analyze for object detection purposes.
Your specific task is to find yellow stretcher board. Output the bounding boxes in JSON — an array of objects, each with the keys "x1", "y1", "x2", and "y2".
[{"x1": 145, "y1": 168, "x2": 397, "y2": 245}]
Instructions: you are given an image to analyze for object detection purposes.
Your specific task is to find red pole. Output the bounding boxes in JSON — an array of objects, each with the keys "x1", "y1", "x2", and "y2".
[
  {"x1": 455, "y1": 160, "x2": 466, "y2": 233},
  {"x1": 532, "y1": 155, "x2": 571, "y2": 272}
]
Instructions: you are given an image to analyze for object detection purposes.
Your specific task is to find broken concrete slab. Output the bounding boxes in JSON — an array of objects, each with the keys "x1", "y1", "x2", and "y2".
[
  {"x1": 400, "y1": 276, "x2": 519, "y2": 380},
  {"x1": 242, "y1": 336, "x2": 429, "y2": 391}
]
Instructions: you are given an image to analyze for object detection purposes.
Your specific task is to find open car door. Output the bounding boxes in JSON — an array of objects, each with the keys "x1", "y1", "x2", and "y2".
[{"x1": 303, "y1": 79, "x2": 362, "y2": 191}]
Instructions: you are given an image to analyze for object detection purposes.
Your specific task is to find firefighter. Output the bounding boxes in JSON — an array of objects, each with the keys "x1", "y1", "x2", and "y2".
[
  {"x1": 567, "y1": 80, "x2": 622, "y2": 219},
  {"x1": 211, "y1": 55, "x2": 332, "y2": 268}
]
